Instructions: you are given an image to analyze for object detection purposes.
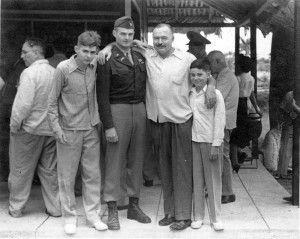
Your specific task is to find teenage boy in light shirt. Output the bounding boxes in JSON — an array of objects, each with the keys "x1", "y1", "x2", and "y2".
[{"x1": 48, "y1": 31, "x2": 107, "y2": 235}]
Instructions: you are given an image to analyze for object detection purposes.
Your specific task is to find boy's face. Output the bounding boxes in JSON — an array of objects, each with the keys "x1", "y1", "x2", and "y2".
[
  {"x1": 74, "y1": 44, "x2": 97, "y2": 65},
  {"x1": 190, "y1": 68, "x2": 208, "y2": 89}
]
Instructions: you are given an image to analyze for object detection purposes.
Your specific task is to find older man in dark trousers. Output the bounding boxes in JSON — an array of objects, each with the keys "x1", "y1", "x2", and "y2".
[{"x1": 96, "y1": 16, "x2": 151, "y2": 230}]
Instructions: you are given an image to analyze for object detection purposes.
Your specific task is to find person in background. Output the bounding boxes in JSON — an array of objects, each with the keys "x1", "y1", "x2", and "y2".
[
  {"x1": 189, "y1": 59, "x2": 225, "y2": 231},
  {"x1": 207, "y1": 50, "x2": 239, "y2": 204},
  {"x1": 186, "y1": 31, "x2": 211, "y2": 60},
  {"x1": 279, "y1": 91, "x2": 300, "y2": 202},
  {"x1": 0, "y1": 76, "x2": 5, "y2": 93},
  {"x1": 47, "y1": 37, "x2": 68, "y2": 68},
  {"x1": 230, "y1": 54, "x2": 262, "y2": 173},
  {"x1": 48, "y1": 31, "x2": 107, "y2": 235},
  {"x1": 8, "y1": 38, "x2": 61, "y2": 218}
]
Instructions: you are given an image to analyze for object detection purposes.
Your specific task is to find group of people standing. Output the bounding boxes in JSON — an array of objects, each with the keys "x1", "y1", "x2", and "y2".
[{"x1": 6, "y1": 15, "x2": 262, "y2": 235}]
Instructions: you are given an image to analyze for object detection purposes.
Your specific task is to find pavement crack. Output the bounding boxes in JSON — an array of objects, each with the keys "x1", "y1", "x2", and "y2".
[
  {"x1": 34, "y1": 215, "x2": 50, "y2": 238},
  {"x1": 237, "y1": 173, "x2": 271, "y2": 230}
]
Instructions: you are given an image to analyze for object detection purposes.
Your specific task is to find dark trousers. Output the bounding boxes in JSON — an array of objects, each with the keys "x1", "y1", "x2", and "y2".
[{"x1": 150, "y1": 118, "x2": 193, "y2": 220}]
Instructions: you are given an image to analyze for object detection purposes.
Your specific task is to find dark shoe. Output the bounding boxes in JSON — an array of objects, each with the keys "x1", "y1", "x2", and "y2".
[
  {"x1": 107, "y1": 201, "x2": 120, "y2": 230},
  {"x1": 144, "y1": 180, "x2": 153, "y2": 187},
  {"x1": 283, "y1": 196, "x2": 293, "y2": 202},
  {"x1": 74, "y1": 190, "x2": 82, "y2": 197},
  {"x1": 232, "y1": 164, "x2": 240, "y2": 173},
  {"x1": 159, "y1": 215, "x2": 176, "y2": 226},
  {"x1": 169, "y1": 220, "x2": 191, "y2": 231},
  {"x1": 45, "y1": 209, "x2": 62, "y2": 217},
  {"x1": 117, "y1": 204, "x2": 129, "y2": 210},
  {"x1": 127, "y1": 197, "x2": 151, "y2": 223},
  {"x1": 238, "y1": 152, "x2": 247, "y2": 164},
  {"x1": 221, "y1": 194, "x2": 236, "y2": 204}
]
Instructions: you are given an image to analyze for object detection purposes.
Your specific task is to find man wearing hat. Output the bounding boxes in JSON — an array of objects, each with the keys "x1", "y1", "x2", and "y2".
[
  {"x1": 186, "y1": 31, "x2": 211, "y2": 59},
  {"x1": 96, "y1": 16, "x2": 151, "y2": 230}
]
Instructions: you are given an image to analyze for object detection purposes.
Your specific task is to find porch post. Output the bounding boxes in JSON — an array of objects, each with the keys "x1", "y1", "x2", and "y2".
[
  {"x1": 235, "y1": 27, "x2": 240, "y2": 73},
  {"x1": 293, "y1": 0, "x2": 300, "y2": 206},
  {"x1": 250, "y1": 17, "x2": 258, "y2": 159}
]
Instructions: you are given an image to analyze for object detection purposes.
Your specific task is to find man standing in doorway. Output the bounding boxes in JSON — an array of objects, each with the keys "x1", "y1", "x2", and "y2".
[
  {"x1": 207, "y1": 50, "x2": 239, "y2": 204},
  {"x1": 96, "y1": 16, "x2": 151, "y2": 230}
]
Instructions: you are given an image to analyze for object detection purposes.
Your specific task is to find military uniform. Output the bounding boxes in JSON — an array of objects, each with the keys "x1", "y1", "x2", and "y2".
[{"x1": 96, "y1": 16, "x2": 151, "y2": 230}]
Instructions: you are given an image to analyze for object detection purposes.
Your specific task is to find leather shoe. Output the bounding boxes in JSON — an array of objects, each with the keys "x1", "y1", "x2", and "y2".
[
  {"x1": 283, "y1": 196, "x2": 293, "y2": 202},
  {"x1": 144, "y1": 180, "x2": 153, "y2": 187},
  {"x1": 169, "y1": 220, "x2": 191, "y2": 230},
  {"x1": 221, "y1": 194, "x2": 236, "y2": 204},
  {"x1": 159, "y1": 215, "x2": 176, "y2": 226},
  {"x1": 127, "y1": 197, "x2": 151, "y2": 223}
]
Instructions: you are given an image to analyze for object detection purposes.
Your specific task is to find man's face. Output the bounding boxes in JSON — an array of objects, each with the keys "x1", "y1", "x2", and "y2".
[
  {"x1": 113, "y1": 27, "x2": 134, "y2": 50},
  {"x1": 74, "y1": 45, "x2": 97, "y2": 65},
  {"x1": 207, "y1": 56, "x2": 219, "y2": 74},
  {"x1": 188, "y1": 45, "x2": 206, "y2": 59},
  {"x1": 21, "y1": 42, "x2": 37, "y2": 67},
  {"x1": 153, "y1": 26, "x2": 174, "y2": 57}
]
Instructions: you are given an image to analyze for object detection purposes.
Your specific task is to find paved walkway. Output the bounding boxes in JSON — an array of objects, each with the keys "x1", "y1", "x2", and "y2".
[{"x1": 0, "y1": 160, "x2": 299, "y2": 239}]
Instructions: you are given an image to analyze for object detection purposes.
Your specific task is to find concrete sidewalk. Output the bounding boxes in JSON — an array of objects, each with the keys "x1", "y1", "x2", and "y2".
[{"x1": 0, "y1": 160, "x2": 299, "y2": 239}]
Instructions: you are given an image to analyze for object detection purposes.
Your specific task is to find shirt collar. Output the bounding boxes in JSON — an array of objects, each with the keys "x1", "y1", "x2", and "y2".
[
  {"x1": 68, "y1": 55, "x2": 96, "y2": 73},
  {"x1": 150, "y1": 48, "x2": 183, "y2": 60},
  {"x1": 217, "y1": 67, "x2": 230, "y2": 80},
  {"x1": 190, "y1": 85, "x2": 207, "y2": 94},
  {"x1": 29, "y1": 59, "x2": 49, "y2": 67}
]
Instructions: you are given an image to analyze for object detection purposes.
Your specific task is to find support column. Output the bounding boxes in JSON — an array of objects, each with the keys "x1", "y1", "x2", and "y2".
[
  {"x1": 250, "y1": 18, "x2": 258, "y2": 159},
  {"x1": 235, "y1": 27, "x2": 240, "y2": 73},
  {"x1": 293, "y1": 0, "x2": 300, "y2": 206}
]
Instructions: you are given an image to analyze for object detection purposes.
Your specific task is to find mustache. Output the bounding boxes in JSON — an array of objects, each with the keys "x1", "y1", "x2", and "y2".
[{"x1": 155, "y1": 43, "x2": 165, "y2": 47}]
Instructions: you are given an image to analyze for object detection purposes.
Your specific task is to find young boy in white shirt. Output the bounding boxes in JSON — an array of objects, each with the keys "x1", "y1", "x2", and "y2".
[{"x1": 189, "y1": 59, "x2": 226, "y2": 231}]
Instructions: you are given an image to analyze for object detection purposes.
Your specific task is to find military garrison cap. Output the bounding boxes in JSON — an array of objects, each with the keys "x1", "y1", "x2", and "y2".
[
  {"x1": 114, "y1": 16, "x2": 135, "y2": 29},
  {"x1": 186, "y1": 31, "x2": 211, "y2": 45}
]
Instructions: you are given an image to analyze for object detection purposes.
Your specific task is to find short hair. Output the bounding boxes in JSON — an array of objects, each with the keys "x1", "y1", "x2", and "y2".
[
  {"x1": 237, "y1": 54, "x2": 252, "y2": 73},
  {"x1": 207, "y1": 50, "x2": 226, "y2": 64},
  {"x1": 153, "y1": 23, "x2": 173, "y2": 35},
  {"x1": 190, "y1": 58, "x2": 210, "y2": 71},
  {"x1": 25, "y1": 37, "x2": 47, "y2": 56},
  {"x1": 77, "y1": 31, "x2": 101, "y2": 48}
]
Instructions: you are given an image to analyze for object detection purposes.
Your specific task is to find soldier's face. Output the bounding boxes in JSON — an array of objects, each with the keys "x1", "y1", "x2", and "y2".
[{"x1": 113, "y1": 27, "x2": 134, "y2": 50}]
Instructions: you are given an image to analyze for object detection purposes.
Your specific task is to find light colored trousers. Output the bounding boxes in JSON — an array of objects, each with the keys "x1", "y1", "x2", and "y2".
[
  {"x1": 8, "y1": 130, "x2": 60, "y2": 217},
  {"x1": 103, "y1": 103, "x2": 146, "y2": 202},
  {"x1": 57, "y1": 127, "x2": 101, "y2": 225},
  {"x1": 192, "y1": 142, "x2": 223, "y2": 222},
  {"x1": 222, "y1": 129, "x2": 234, "y2": 195}
]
